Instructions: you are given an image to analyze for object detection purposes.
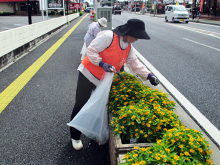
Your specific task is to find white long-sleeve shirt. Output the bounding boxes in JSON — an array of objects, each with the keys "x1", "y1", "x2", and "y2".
[
  {"x1": 84, "y1": 22, "x2": 101, "y2": 45},
  {"x1": 78, "y1": 30, "x2": 151, "y2": 86}
]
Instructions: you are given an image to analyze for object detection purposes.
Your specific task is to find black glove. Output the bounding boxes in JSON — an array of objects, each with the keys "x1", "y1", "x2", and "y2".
[
  {"x1": 147, "y1": 74, "x2": 159, "y2": 86},
  {"x1": 99, "y1": 61, "x2": 114, "y2": 72}
]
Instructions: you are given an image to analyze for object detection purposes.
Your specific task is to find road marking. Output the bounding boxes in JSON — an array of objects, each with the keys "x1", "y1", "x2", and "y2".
[
  {"x1": 183, "y1": 38, "x2": 220, "y2": 52},
  {"x1": 14, "y1": 24, "x2": 23, "y2": 26},
  {"x1": 1, "y1": 27, "x2": 11, "y2": 30},
  {"x1": 169, "y1": 24, "x2": 220, "y2": 39},
  {"x1": 0, "y1": 14, "x2": 88, "y2": 113}
]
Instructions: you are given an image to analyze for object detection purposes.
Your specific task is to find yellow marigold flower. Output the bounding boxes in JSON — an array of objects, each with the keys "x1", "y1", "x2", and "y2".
[
  {"x1": 174, "y1": 155, "x2": 179, "y2": 160},
  {"x1": 180, "y1": 153, "x2": 184, "y2": 156},
  {"x1": 115, "y1": 129, "x2": 118, "y2": 132},
  {"x1": 119, "y1": 131, "x2": 122, "y2": 134},
  {"x1": 184, "y1": 152, "x2": 189, "y2": 156},
  {"x1": 131, "y1": 115, "x2": 136, "y2": 119},
  {"x1": 111, "y1": 121, "x2": 114, "y2": 124},
  {"x1": 124, "y1": 154, "x2": 129, "y2": 159},
  {"x1": 128, "y1": 159, "x2": 133, "y2": 161},
  {"x1": 131, "y1": 122, "x2": 135, "y2": 125},
  {"x1": 210, "y1": 150, "x2": 213, "y2": 154},
  {"x1": 165, "y1": 148, "x2": 170, "y2": 153},
  {"x1": 190, "y1": 149, "x2": 194, "y2": 153},
  {"x1": 171, "y1": 139, "x2": 176, "y2": 143},
  {"x1": 130, "y1": 134, "x2": 133, "y2": 138},
  {"x1": 134, "y1": 146, "x2": 139, "y2": 149},
  {"x1": 140, "y1": 130, "x2": 143, "y2": 134},
  {"x1": 121, "y1": 126, "x2": 124, "y2": 129},
  {"x1": 144, "y1": 134, "x2": 148, "y2": 138},
  {"x1": 140, "y1": 161, "x2": 146, "y2": 164},
  {"x1": 156, "y1": 157, "x2": 160, "y2": 160},
  {"x1": 119, "y1": 116, "x2": 122, "y2": 119},
  {"x1": 146, "y1": 123, "x2": 151, "y2": 127},
  {"x1": 163, "y1": 159, "x2": 167, "y2": 162},
  {"x1": 161, "y1": 155, "x2": 166, "y2": 158},
  {"x1": 135, "y1": 133, "x2": 138, "y2": 136},
  {"x1": 157, "y1": 140, "x2": 162, "y2": 143},
  {"x1": 198, "y1": 148, "x2": 203, "y2": 153},
  {"x1": 135, "y1": 129, "x2": 138, "y2": 132},
  {"x1": 178, "y1": 145, "x2": 183, "y2": 148},
  {"x1": 115, "y1": 98, "x2": 118, "y2": 101},
  {"x1": 172, "y1": 161, "x2": 176, "y2": 164},
  {"x1": 133, "y1": 154, "x2": 138, "y2": 157}
]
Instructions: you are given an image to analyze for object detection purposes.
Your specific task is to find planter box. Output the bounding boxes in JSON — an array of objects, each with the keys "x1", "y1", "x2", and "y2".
[
  {"x1": 117, "y1": 154, "x2": 126, "y2": 164},
  {"x1": 108, "y1": 113, "x2": 154, "y2": 165}
]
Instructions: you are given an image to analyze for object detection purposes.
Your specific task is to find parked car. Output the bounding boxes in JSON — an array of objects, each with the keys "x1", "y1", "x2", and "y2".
[
  {"x1": 131, "y1": 7, "x2": 140, "y2": 12},
  {"x1": 85, "y1": 7, "x2": 94, "y2": 13},
  {"x1": 112, "y1": 5, "x2": 121, "y2": 15},
  {"x1": 165, "y1": 5, "x2": 189, "y2": 23}
]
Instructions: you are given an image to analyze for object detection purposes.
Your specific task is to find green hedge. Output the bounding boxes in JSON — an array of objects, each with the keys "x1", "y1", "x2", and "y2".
[{"x1": 0, "y1": 12, "x2": 15, "y2": 16}]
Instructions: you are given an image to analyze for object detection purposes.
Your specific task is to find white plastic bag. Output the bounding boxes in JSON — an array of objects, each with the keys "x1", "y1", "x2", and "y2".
[
  {"x1": 80, "y1": 42, "x2": 86, "y2": 60},
  {"x1": 67, "y1": 72, "x2": 114, "y2": 145}
]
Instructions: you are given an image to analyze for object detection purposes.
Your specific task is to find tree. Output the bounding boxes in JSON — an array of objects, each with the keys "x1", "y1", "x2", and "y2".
[{"x1": 85, "y1": 1, "x2": 90, "y2": 7}]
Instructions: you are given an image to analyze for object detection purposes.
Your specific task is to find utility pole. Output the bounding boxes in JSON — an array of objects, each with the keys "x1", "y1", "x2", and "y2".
[
  {"x1": 154, "y1": 0, "x2": 156, "y2": 16},
  {"x1": 66, "y1": 0, "x2": 69, "y2": 15},
  {"x1": 27, "y1": 0, "x2": 32, "y2": 24},
  {"x1": 135, "y1": 0, "x2": 136, "y2": 13}
]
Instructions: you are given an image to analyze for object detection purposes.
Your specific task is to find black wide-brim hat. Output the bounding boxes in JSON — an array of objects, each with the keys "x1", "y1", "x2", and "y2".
[{"x1": 113, "y1": 19, "x2": 150, "y2": 40}]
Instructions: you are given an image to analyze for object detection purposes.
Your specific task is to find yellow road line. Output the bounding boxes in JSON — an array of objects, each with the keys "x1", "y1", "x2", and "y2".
[{"x1": 0, "y1": 14, "x2": 88, "y2": 113}]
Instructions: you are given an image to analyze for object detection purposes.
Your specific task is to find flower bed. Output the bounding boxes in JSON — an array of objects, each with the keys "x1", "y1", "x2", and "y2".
[
  {"x1": 108, "y1": 72, "x2": 183, "y2": 143},
  {"x1": 120, "y1": 127, "x2": 213, "y2": 165},
  {"x1": 108, "y1": 72, "x2": 213, "y2": 164}
]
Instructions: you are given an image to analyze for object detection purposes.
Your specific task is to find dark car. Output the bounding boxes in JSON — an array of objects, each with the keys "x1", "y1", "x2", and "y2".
[
  {"x1": 85, "y1": 7, "x2": 94, "y2": 13},
  {"x1": 132, "y1": 7, "x2": 140, "y2": 12},
  {"x1": 112, "y1": 6, "x2": 121, "y2": 15}
]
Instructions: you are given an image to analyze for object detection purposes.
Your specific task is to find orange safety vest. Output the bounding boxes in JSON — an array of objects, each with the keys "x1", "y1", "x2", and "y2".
[{"x1": 81, "y1": 32, "x2": 131, "y2": 80}]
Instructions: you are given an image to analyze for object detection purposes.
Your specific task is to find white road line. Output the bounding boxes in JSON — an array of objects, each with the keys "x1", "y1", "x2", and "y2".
[
  {"x1": 14, "y1": 24, "x2": 23, "y2": 26},
  {"x1": 1, "y1": 27, "x2": 11, "y2": 29},
  {"x1": 183, "y1": 38, "x2": 220, "y2": 52},
  {"x1": 170, "y1": 24, "x2": 220, "y2": 39},
  {"x1": 134, "y1": 47, "x2": 220, "y2": 146}
]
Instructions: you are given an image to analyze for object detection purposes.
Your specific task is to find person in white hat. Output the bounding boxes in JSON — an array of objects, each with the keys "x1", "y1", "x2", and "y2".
[{"x1": 84, "y1": 17, "x2": 107, "y2": 47}]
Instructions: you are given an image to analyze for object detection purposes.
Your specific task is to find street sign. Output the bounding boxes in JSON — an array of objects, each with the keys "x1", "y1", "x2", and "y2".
[
  {"x1": 48, "y1": 0, "x2": 63, "y2": 8},
  {"x1": 70, "y1": 3, "x2": 80, "y2": 10}
]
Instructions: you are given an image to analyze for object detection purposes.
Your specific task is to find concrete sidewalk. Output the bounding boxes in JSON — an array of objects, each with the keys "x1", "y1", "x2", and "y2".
[{"x1": 149, "y1": 13, "x2": 220, "y2": 26}]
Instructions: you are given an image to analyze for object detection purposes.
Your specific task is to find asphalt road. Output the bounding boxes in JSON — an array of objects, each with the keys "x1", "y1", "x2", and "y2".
[
  {"x1": 112, "y1": 13, "x2": 220, "y2": 130},
  {"x1": 0, "y1": 15, "x2": 110, "y2": 165},
  {"x1": 0, "y1": 13, "x2": 220, "y2": 164}
]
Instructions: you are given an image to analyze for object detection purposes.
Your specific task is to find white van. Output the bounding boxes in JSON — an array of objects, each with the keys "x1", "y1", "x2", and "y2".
[{"x1": 165, "y1": 5, "x2": 189, "y2": 23}]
